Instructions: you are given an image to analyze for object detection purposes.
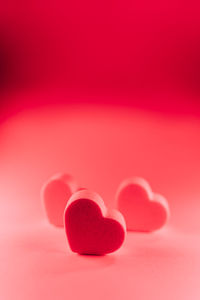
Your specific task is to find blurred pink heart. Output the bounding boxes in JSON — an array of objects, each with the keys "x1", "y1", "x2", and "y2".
[
  {"x1": 116, "y1": 177, "x2": 170, "y2": 232},
  {"x1": 41, "y1": 173, "x2": 78, "y2": 227}
]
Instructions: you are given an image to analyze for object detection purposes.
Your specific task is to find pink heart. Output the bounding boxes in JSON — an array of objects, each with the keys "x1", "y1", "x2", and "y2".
[
  {"x1": 41, "y1": 173, "x2": 78, "y2": 227},
  {"x1": 64, "y1": 189, "x2": 126, "y2": 255},
  {"x1": 116, "y1": 177, "x2": 170, "y2": 232}
]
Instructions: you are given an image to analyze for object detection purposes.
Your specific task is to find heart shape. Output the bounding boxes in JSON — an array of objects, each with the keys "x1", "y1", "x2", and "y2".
[
  {"x1": 116, "y1": 177, "x2": 170, "y2": 232},
  {"x1": 64, "y1": 189, "x2": 126, "y2": 255},
  {"x1": 41, "y1": 173, "x2": 79, "y2": 227}
]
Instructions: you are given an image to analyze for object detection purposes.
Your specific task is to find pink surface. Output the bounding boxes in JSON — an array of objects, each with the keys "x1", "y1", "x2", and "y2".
[
  {"x1": 0, "y1": 98, "x2": 200, "y2": 299},
  {"x1": 117, "y1": 177, "x2": 169, "y2": 232},
  {"x1": 65, "y1": 189, "x2": 125, "y2": 255}
]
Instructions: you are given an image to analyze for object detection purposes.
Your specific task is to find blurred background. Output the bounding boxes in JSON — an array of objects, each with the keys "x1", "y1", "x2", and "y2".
[
  {"x1": 0, "y1": 0, "x2": 200, "y2": 230},
  {"x1": 1, "y1": 2, "x2": 200, "y2": 300},
  {"x1": 0, "y1": 0, "x2": 200, "y2": 113}
]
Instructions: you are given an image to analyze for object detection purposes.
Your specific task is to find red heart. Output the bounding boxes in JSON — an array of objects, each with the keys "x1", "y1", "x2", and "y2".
[
  {"x1": 116, "y1": 177, "x2": 170, "y2": 232},
  {"x1": 41, "y1": 173, "x2": 78, "y2": 227},
  {"x1": 64, "y1": 190, "x2": 126, "y2": 255}
]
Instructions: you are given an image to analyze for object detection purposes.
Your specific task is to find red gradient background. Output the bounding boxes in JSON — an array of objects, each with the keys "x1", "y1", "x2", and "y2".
[{"x1": 0, "y1": 1, "x2": 200, "y2": 300}]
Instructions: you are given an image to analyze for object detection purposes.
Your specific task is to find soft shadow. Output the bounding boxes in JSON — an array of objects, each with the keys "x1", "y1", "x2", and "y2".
[
  {"x1": 11, "y1": 221, "x2": 116, "y2": 274},
  {"x1": 126, "y1": 226, "x2": 186, "y2": 258}
]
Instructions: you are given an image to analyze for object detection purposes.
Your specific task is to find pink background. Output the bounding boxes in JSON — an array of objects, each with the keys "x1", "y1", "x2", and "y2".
[
  {"x1": 0, "y1": 94, "x2": 200, "y2": 299},
  {"x1": 0, "y1": 1, "x2": 200, "y2": 299}
]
